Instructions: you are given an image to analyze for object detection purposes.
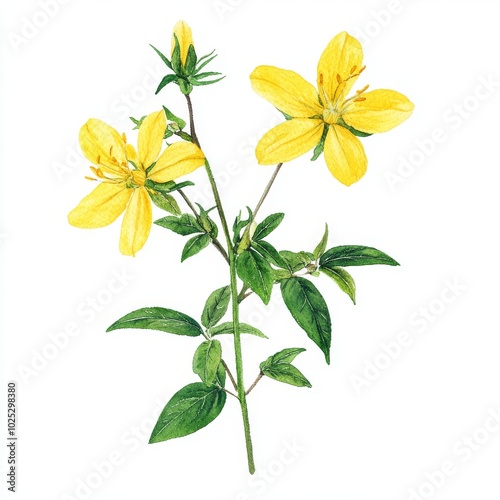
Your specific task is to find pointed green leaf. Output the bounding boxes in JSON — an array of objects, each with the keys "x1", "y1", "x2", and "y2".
[
  {"x1": 261, "y1": 364, "x2": 312, "y2": 388},
  {"x1": 181, "y1": 233, "x2": 211, "y2": 262},
  {"x1": 210, "y1": 322, "x2": 268, "y2": 339},
  {"x1": 320, "y1": 266, "x2": 356, "y2": 304},
  {"x1": 313, "y1": 224, "x2": 329, "y2": 260},
  {"x1": 150, "y1": 44, "x2": 173, "y2": 69},
  {"x1": 201, "y1": 286, "x2": 231, "y2": 329},
  {"x1": 171, "y1": 35, "x2": 182, "y2": 74},
  {"x1": 185, "y1": 44, "x2": 197, "y2": 74},
  {"x1": 106, "y1": 307, "x2": 203, "y2": 337},
  {"x1": 260, "y1": 347, "x2": 311, "y2": 388},
  {"x1": 253, "y1": 213, "x2": 284, "y2": 241},
  {"x1": 195, "y1": 50, "x2": 217, "y2": 72},
  {"x1": 311, "y1": 124, "x2": 329, "y2": 161},
  {"x1": 260, "y1": 347, "x2": 306, "y2": 369},
  {"x1": 189, "y1": 76, "x2": 225, "y2": 87},
  {"x1": 193, "y1": 340, "x2": 222, "y2": 387},
  {"x1": 155, "y1": 74, "x2": 178, "y2": 95},
  {"x1": 146, "y1": 179, "x2": 195, "y2": 194},
  {"x1": 150, "y1": 192, "x2": 181, "y2": 215},
  {"x1": 236, "y1": 250, "x2": 274, "y2": 304},
  {"x1": 213, "y1": 363, "x2": 226, "y2": 389},
  {"x1": 251, "y1": 240, "x2": 286, "y2": 268},
  {"x1": 337, "y1": 117, "x2": 373, "y2": 137},
  {"x1": 154, "y1": 214, "x2": 203, "y2": 235},
  {"x1": 320, "y1": 245, "x2": 400, "y2": 267},
  {"x1": 162, "y1": 105, "x2": 186, "y2": 130},
  {"x1": 278, "y1": 250, "x2": 314, "y2": 273},
  {"x1": 280, "y1": 277, "x2": 331, "y2": 364},
  {"x1": 149, "y1": 383, "x2": 226, "y2": 443}
]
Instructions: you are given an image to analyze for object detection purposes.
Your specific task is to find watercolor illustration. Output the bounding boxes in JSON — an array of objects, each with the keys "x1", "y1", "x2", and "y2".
[{"x1": 67, "y1": 20, "x2": 413, "y2": 474}]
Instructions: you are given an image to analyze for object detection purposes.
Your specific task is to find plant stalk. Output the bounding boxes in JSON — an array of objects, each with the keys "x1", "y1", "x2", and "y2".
[{"x1": 185, "y1": 93, "x2": 255, "y2": 474}]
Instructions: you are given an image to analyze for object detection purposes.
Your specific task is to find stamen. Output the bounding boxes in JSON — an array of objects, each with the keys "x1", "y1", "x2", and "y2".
[
  {"x1": 356, "y1": 84, "x2": 370, "y2": 94},
  {"x1": 359, "y1": 65, "x2": 366, "y2": 74},
  {"x1": 350, "y1": 65, "x2": 357, "y2": 74},
  {"x1": 96, "y1": 155, "x2": 101, "y2": 165},
  {"x1": 85, "y1": 176, "x2": 98, "y2": 181},
  {"x1": 122, "y1": 132, "x2": 127, "y2": 143},
  {"x1": 354, "y1": 97, "x2": 366, "y2": 102},
  {"x1": 336, "y1": 74, "x2": 343, "y2": 84},
  {"x1": 319, "y1": 73, "x2": 324, "y2": 85}
]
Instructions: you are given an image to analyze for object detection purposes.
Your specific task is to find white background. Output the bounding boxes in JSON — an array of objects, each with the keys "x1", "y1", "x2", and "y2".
[{"x1": 1, "y1": 1, "x2": 500, "y2": 499}]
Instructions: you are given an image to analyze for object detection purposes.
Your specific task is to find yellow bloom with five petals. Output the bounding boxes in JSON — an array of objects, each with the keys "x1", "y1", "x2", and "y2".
[
  {"x1": 68, "y1": 110, "x2": 205, "y2": 256},
  {"x1": 250, "y1": 31, "x2": 414, "y2": 186}
]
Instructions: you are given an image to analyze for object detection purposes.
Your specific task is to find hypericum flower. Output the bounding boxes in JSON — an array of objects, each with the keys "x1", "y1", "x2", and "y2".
[
  {"x1": 172, "y1": 20, "x2": 194, "y2": 66},
  {"x1": 68, "y1": 110, "x2": 205, "y2": 256},
  {"x1": 250, "y1": 32, "x2": 414, "y2": 186}
]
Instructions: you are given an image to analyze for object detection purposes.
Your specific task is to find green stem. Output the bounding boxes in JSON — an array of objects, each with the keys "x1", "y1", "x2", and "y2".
[{"x1": 185, "y1": 93, "x2": 256, "y2": 474}]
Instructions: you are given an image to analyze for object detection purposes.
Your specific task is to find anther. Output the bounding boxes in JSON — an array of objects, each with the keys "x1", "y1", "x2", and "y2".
[
  {"x1": 350, "y1": 65, "x2": 357, "y2": 74},
  {"x1": 336, "y1": 74, "x2": 343, "y2": 84},
  {"x1": 354, "y1": 97, "x2": 366, "y2": 102}
]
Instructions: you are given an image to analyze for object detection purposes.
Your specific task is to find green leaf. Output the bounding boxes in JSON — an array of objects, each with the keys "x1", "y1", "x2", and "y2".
[
  {"x1": 313, "y1": 224, "x2": 329, "y2": 260},
  {"x1": 189, "y1": 76, "x2": 225, "y2": 87},
  {"x1": 337, "y1": 117, "x2": 373, "y2": 137},
  {"x1": 311, "y1": 124, "x2": 329, "y2": 161},
  {"x1": 261, "y1": 364, "x2": 312, "y2": 388},
  {"x1": 260, "y1": 347, "x2": 306, "y2": 368},
  {"x1": 149, "y1": 383, "x2": 226, "y2": 443},
  {"x1": 147, "y1": 179, "x2": 195, "y2": 194},
  {"x1": 150, "y1": 44, "x2": 173, "y2": 69},
  {"x1": 210, "y1": 322, "x2": 268, "y2": 339},
  {"x1": 319, "y1": 266, "x2": 356, "y2": 304},
  {"x1": 253, "y1": 213, "x2": 285, "y2": 241},
  {"x1": 171, "y1": 35, "x2": 182, "y2": 74},
  {"x1": 162, "y1": 105, "x2": 186, "y2": 130},
  {"x1": 184, "y1": 44, "x2": 197, "y2": 74},
  {"x1": 154, "y1": 214, "x2": 203, "y2": 235},
  {"x1": 107, "y1": 307, "x2": 203, "y2": 337},
  {"x1": 213, "y1": 362, "x2": 226, "y2": 389},
  {"x1": 320, "y1": 245, "x2": 400, "y2": 267},
  {"x1": 236, "y1": 250, "x2": 274, "y2": 304},
  {"x1": 251, "y1": 240, "x2": 285, "y2": 268},
  {"x1": 278, "y1": 250, "x2": 315, "y2": 273},
  {"x1": 196, "y1": 203, "x2": 218, "y2": 238},
  {"x1": 201, "y1": 286, "x2": 231, "y2": 329},
  {"x1": 280, "y1": 277, "x2": 331, "y2": 364},
  {"x1": 192, "y1": 340, "x2": 222, "y2": 387},
  {"x1": 150, "y1": 192, "x2": 181, "y2": 216},
  {"x1": 181, "y1": 233, "x2": 211, "y2": 262},
  {"x1": 233, "y1": 207, "x2": 253, "y2": 245},
  {"x1": 260, "y1": 348, "x2": 311, "y2": 388},
  {"x1": 155, "y1": 74, "x2": 178, "y2": 95},
  {"x1": 195, "y1": 50, "x2": 217, "y2": 73}
]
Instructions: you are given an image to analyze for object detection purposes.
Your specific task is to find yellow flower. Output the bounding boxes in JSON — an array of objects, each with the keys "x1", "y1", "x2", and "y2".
[
  {"x1": 171, "y1": 20, "x2": 194, "y2": 66},
  {"x1": 68, "y1": 110, "x2": 205, "y2": 256},
  {"x1": 250, "y1": 32, "x2": 414, "y2": 186}
]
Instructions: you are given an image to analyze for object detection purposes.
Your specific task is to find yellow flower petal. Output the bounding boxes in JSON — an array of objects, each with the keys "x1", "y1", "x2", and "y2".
[
  {"x1": 323, "y1": 125, "x2": 367, "y2": 186},
  {"x1": 342, "y1": 89, "x2": 415, "y2": 134},
  {"x1": 126, "y1": 143, "x2": 139, "y2": 166},
  {"x1": 255, "y1": 119, "x2": 324, "y2": 165},
  {"x1": 119, "y1": 187, "x2": 152, "y2": 256},
  {"x1": 68, "y1": 182, "x2": 131, "y2": 228},
  {"x1": 149, "y1": 142, "x2": 205, "y2": 183},
  {"x1": 172, "y1": 20, "x2": 193, "y2": 65},
  {"x1": 317, "y1": 32, "x2": 363, "y2": 104},
  {"x1": 79, "y1": 119, "x2": 127, "y2": 173},
  {"x1": 250, "y1": 66, "x2": 323, "y2": 118},
  {"x1": 138, "y1": 111, "x2": 166, "y2": 170}
]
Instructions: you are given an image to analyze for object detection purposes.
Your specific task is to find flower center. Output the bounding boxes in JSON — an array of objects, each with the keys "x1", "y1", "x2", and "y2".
[
  {"x1": 131, "y1": 169, "x2": 146, "y2": 187},
  {"x1": 319, "y1": 66, "x2": 369, "y2": 125}
]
